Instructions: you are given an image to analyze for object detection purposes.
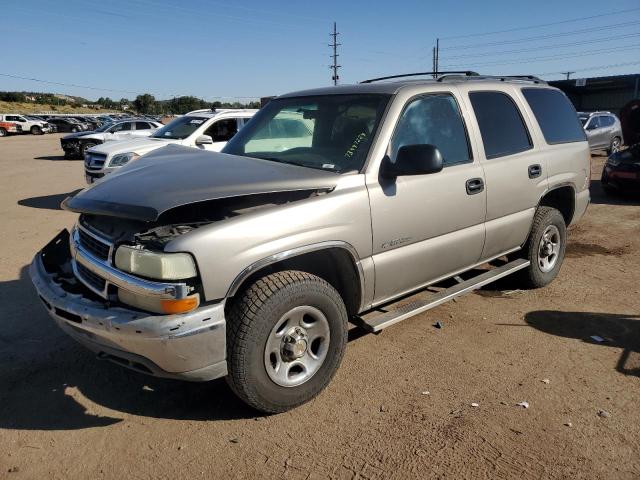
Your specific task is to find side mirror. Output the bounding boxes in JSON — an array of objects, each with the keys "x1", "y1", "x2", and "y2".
[
  {"x1": 195, "y1": 134, "x2": 214, "y2": 146},
  {"x1": 381, "y1": 144, "x2": 444, "y2": 178}
]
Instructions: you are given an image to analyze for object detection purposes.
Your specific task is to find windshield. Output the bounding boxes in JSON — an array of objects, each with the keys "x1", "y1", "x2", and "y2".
[
  {"x1": 223, "y1": 94, "x2": 390, "y2": 173},
  {"x1": 152, "y1": 116, "x2": 207, "y2": 140}
]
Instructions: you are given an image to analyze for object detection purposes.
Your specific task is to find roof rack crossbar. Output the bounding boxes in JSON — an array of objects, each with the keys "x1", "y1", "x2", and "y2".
[
  {"x1": 437, "y1": 74, "x2": 546, "y2": 84},
  {"x1": 360, "y1": 71, "x2": 479, "y2": 84}
]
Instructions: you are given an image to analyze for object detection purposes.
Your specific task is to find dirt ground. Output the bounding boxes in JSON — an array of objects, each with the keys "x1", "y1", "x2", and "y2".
[{"x1": 0, "y1": 134, "x2": 638, "y2": 480}]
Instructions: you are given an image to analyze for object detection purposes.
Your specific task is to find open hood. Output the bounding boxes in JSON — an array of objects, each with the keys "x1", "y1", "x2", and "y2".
[{"x1": 63, "y1": 145, "x2": 339, "y2": 222}]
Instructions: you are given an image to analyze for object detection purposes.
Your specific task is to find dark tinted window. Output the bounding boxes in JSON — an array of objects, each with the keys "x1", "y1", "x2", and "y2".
[
  {"x1": 391, "y1": 94, "x2": 471, "y2": 166},
  {"x1": 522, "y1": 88, "x2": 586, "y2": 144},
  {"x1": 206, "y1": 118, "x2": 238, "y2": 142},
  {"x1": 601, "y1": 116, "x2": 615, "y2": 127},
  {"x1": 135, "y1": 122, "x2": 151, "y2": 130},
  {"x1": 587, "y1": 116, "x2": 600, "y2": 129},
  {"x1": 469, "y1": 91, "x2": 532, "y2": 159}
]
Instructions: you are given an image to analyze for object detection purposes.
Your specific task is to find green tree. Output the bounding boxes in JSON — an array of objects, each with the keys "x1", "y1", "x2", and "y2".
[{"x1": 134, "y1": 94, "x2": 157, "y2": 114}]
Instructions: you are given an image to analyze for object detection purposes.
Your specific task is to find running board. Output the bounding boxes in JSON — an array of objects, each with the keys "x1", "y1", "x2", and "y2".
[{"x1": 353, "y1": 258, "x2": 530, "y2": 333}]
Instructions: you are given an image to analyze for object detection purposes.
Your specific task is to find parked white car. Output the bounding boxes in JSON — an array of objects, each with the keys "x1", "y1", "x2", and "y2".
[
  {"x1": 61, "y1": 119, "x2": 162, "y2": 158},
  {"x1": 0, "y1": 114, "x2": 52, "y2": 135},
  {"x1": 84, "y1": 109, "x2": 257, "y2": 183}
]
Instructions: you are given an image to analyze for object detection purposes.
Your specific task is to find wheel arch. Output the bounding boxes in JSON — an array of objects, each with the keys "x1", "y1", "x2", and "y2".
[
  {"x1": 226, "y1": 242, "x2": 365, "y2": 317},
  {"x1": 538, "y1": 183, "x2": 576, "y2": 226}
]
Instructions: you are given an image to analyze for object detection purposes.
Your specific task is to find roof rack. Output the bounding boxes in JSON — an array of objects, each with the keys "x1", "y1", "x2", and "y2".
[
  {"x1": 360, "y1": 71, "x2": 479, "y2": 84},
  {"x1": 437, "y1": 74, "x2": 546, "y2": 84}
]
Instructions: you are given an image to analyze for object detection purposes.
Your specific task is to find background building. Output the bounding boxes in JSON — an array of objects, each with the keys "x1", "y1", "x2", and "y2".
[{"x1": 549, "y1": 74, "x2": 640, "y2": 114}]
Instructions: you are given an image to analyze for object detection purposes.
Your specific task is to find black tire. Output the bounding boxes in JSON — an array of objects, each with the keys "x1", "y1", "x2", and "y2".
[
  {"x1": 79, "y1": 141, "x2": 97, "y2": 157},
  {"x1": 606, "y1": 136, "x2": 622, "y2": 156},
  {"x1": 0, "y1": 128, "x2": 6, "y2": 137},
  {"x1": 30, "y1": 125, "x2": 42, "y2": 135},
  {"x1": 517, "y1": 207, "x2": 567, "y2": 289},
  {"x1": 226, "y1": 270, "x2": 348, "y2": 413}
]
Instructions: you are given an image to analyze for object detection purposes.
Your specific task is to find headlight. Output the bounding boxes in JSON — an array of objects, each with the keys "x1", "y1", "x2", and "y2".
[
  {"x1": 115, "y1": 245, "x2": 197, "y2": 280},
  {"x1": 109, "y1": 152, "x2": 140, "y2": 167}
]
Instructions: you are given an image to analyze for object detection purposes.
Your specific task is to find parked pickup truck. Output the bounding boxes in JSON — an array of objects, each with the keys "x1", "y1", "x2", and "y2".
[
  {"x1": 60, "y1": 119, "x2": 162, "y2": 159},
  {"x1": 30, "y1": 74, "x2": 590, "y2": 413},
  {"x1": 0, "y1": 114, "x2": 51, "y2": 135},
  {"x1": 83, "y1": 109, "x2": 256, "y2": 183},
  {"x1": 0, "y1": 121, "x2": 22, "y2": 136}
]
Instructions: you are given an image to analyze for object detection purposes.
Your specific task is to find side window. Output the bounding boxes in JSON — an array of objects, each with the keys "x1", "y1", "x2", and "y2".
[
  {"x1": 110, "y1": 123, "x2": 132, "y2": 132},
  {"x1": 205, "y1": 118, "x2": 239, "y2": 142},
  {"x1": 588, "y1": 116, "x2": 601, "y2": 130},
  {"x1": 135, "y1": 122, "x2": 151, "y2": 130},
  {"x1": 390, "y1": 94, "x2": 471, "y2": 166},
  {"x1": 469, "y1": 91, "x2": 532, "y2": 159},
  {"x1": 602, "y1": 116, "x2": 614, "y2": 127},
  {"x1": 521, "y1": 88, "x2": 586, "y2": 144}
]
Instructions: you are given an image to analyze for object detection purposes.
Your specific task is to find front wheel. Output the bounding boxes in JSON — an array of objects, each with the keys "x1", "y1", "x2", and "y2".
[
  {"x1": 517, "y1": 207, "x2": 567, "y2": 289},
  {"x1": 226, "y1": 271, "x2": 348, "y2": 413},
  {"x1": 79, "y1": 141, "x2": 97, "y2": 157},
  {"x1": 30, "y1": 125, "x2": 42, "y2": 135}
]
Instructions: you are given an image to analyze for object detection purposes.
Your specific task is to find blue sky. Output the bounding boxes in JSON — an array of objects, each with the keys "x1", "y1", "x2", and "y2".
[{"x1": 2, "y1": 0, "x2": 640, "y2": 101}]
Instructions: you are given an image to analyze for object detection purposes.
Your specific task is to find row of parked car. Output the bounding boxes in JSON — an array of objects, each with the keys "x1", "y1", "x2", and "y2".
[{"x1": 0, "y1": 113, "x2": 161, "y2": 137}]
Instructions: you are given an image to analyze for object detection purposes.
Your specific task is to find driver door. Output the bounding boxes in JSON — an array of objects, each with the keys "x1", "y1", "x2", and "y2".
[
  {"x1": 367, "y1": 93, "x2": 486, "y2": 305},
  {"x1": 202, "y1": 118, "x2": 240, "y2": 151}
]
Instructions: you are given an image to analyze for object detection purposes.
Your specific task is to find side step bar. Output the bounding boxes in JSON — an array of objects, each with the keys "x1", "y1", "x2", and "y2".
[{"x1": 353, "y1": 258, "x2": 530, "y2": 333}]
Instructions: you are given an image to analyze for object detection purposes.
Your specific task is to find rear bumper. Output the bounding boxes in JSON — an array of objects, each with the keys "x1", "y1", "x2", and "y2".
[{"x1": 29, "y1": 252, "x2": 228, "y2": 382}]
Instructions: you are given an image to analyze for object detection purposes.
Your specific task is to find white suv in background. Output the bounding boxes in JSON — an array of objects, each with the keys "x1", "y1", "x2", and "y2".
[
  {"x1": 83, "y1": 109, "x2": 257, "y2": 183},
  {"x1": 0, "y1": 114, "x2": 52, "y2": 135},
  {"x1": 60, "y1": 119, "x2": 162, "y2": 158}
]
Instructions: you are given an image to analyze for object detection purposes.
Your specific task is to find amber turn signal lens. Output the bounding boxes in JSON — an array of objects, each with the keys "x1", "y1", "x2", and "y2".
[{"x1": 160, "y1": 296, "x2": 199, "y2": 314}]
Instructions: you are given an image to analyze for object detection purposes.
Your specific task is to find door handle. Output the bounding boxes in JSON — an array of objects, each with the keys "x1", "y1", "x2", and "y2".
[
  {"x1": 528, "y1": 164, "x2": 542, "y2": 179},
  {"x1": 466, "y1": 177, "x2": 484, "y2": 195}
]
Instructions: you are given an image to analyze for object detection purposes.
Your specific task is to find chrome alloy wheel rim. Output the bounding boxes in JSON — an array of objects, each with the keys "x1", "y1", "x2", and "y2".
[
  {"x1": 611, "y1": 138, "x2": 621, "y2": 153},
  {"x1": 538, "y1": 225, "x2": 561, "y2": 273},
  {"x1": 264, "y1": 305, "x2": 330, "y2": 387}
]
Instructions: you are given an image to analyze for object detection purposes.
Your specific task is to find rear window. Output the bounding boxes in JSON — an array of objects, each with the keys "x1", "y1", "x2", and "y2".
[
  {"x1": 522, "y1": 88, "x2": 586, "y2": 144},
  {"x1": 469, "y1": 91, "x2": 532, "y2": 159}
]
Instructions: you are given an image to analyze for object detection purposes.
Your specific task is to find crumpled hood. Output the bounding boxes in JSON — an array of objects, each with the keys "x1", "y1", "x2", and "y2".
[
  {"x1": 62, "y1": 131, "x2": 96, "y2": 139},
  {"x1": 63, "y1": 145, "x2": 339, "y2": 222}
]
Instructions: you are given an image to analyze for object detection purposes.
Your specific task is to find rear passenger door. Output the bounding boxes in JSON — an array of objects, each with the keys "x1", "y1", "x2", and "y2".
[
  {"x1": 368, "y1": 92, "x2": 487, "y2": 304},
  {"x1": 465, "y1": 88, "x2": 547, "y2": 260}
]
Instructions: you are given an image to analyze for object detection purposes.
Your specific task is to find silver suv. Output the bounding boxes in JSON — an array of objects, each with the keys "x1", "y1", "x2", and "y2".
[
  {"x1": 578, "y1": 111, "x2": 623, "y2": 154},
  {"x1": 30, "y1": 74, "x2": 590, "y2": 413}
]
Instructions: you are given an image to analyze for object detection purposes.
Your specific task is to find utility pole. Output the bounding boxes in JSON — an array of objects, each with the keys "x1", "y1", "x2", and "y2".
[
  {"x1": 435, "y1": 38, "x2": 440, "y2": 77},
  {"x1": 329, "y1": 22, "x2": 341, "y2": 86},
  {"x1": 432, "y1": 47, "x2": 436, "y2": 78},
  {"x1": 561, "y1": 71, "x2": 575, "y2": 80}
]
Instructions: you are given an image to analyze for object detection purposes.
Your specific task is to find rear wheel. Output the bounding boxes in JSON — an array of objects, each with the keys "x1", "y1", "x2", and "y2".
[
  {"x1": 517, "y1": 207, "x2": 567, "y2": 288},
  {"x1": 606, "y1": 136, "x2": 621, "y2": 155},
  {"x1": 226, "y1": 270, "x2": 348, "y2": 413},
  {"x1": 79, "y1": 141, "x2": 97, "y2": 157},
  {"x1": 0, "y1": 128, "x2": 6, "y2": 137}
]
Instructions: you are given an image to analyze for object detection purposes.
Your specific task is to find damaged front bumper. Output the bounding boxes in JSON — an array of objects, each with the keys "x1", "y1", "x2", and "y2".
[{"x1": 29, "y1": 231, "x2": 228, "y2": 382}]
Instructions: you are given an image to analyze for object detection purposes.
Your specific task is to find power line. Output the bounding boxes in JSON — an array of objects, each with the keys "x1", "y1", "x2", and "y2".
[
  {"x1": 442, "y1": 32, "x2": 640, "y2": 60},
  {"x1": 538, "y1": 60, "x2": 640, "y2": 76},
  {"x1": 441, "y1": 20, "x2": 640, "y2": 50},
  {"x1": 440, "y1": 6, "x2": 640, "y2": 40},
  {"x1": 329, "y1": 22, "x2": 341, "y2": 86},
  {"x1": 0, "y1": 72, "x2": 141, "y2": 95},
  {"x1": 441, "y1": 43, "x2": 640, "y2": 68}
]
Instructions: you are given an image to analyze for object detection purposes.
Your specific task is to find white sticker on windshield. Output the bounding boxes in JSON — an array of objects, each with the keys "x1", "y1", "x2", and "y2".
[
  {"x1": 189, "y1": 119, "x2": 204, "y2": 125},
  {"x1": 322, "y1": 164, "x2": 335, "y2": 170}
]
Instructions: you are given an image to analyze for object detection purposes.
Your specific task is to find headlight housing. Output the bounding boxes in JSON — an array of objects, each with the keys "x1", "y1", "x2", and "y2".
[
  {"x1": 115, "y1": 245, "x2": 197, "y2": 280},
  {"x1": 109, "y1": 152, "x2": 140, "y2": 167}
]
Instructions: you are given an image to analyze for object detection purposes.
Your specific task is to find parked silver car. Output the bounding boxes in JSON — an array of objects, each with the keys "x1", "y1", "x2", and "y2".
[
  {"x1": 31, "y1": 74, "x2": 590, "y2": 413},
  {"x1": 578, "y1": 111, "x2": 623, "y2": 154}
]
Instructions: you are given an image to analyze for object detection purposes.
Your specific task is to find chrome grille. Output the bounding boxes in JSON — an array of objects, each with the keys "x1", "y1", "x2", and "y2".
[
  {"x1": 76, "y1": 263, "x2": 106, "y2": 291},
  {"x1": 85, "y1": 152, "x2": 107, "y2": 168},
  {"x1": 78, "y1": 228, "x2": 110, "y2": 261}
]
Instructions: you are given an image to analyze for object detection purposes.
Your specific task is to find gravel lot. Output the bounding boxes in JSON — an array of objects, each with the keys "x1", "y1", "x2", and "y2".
[{"x1": 1, "y1": 133, "x2": 639, "y2": 479}]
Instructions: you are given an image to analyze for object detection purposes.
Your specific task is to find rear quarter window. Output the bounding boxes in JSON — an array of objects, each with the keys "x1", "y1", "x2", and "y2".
[{"x1": 521, "y1": 88, "x2": 586, "y2": 144}]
